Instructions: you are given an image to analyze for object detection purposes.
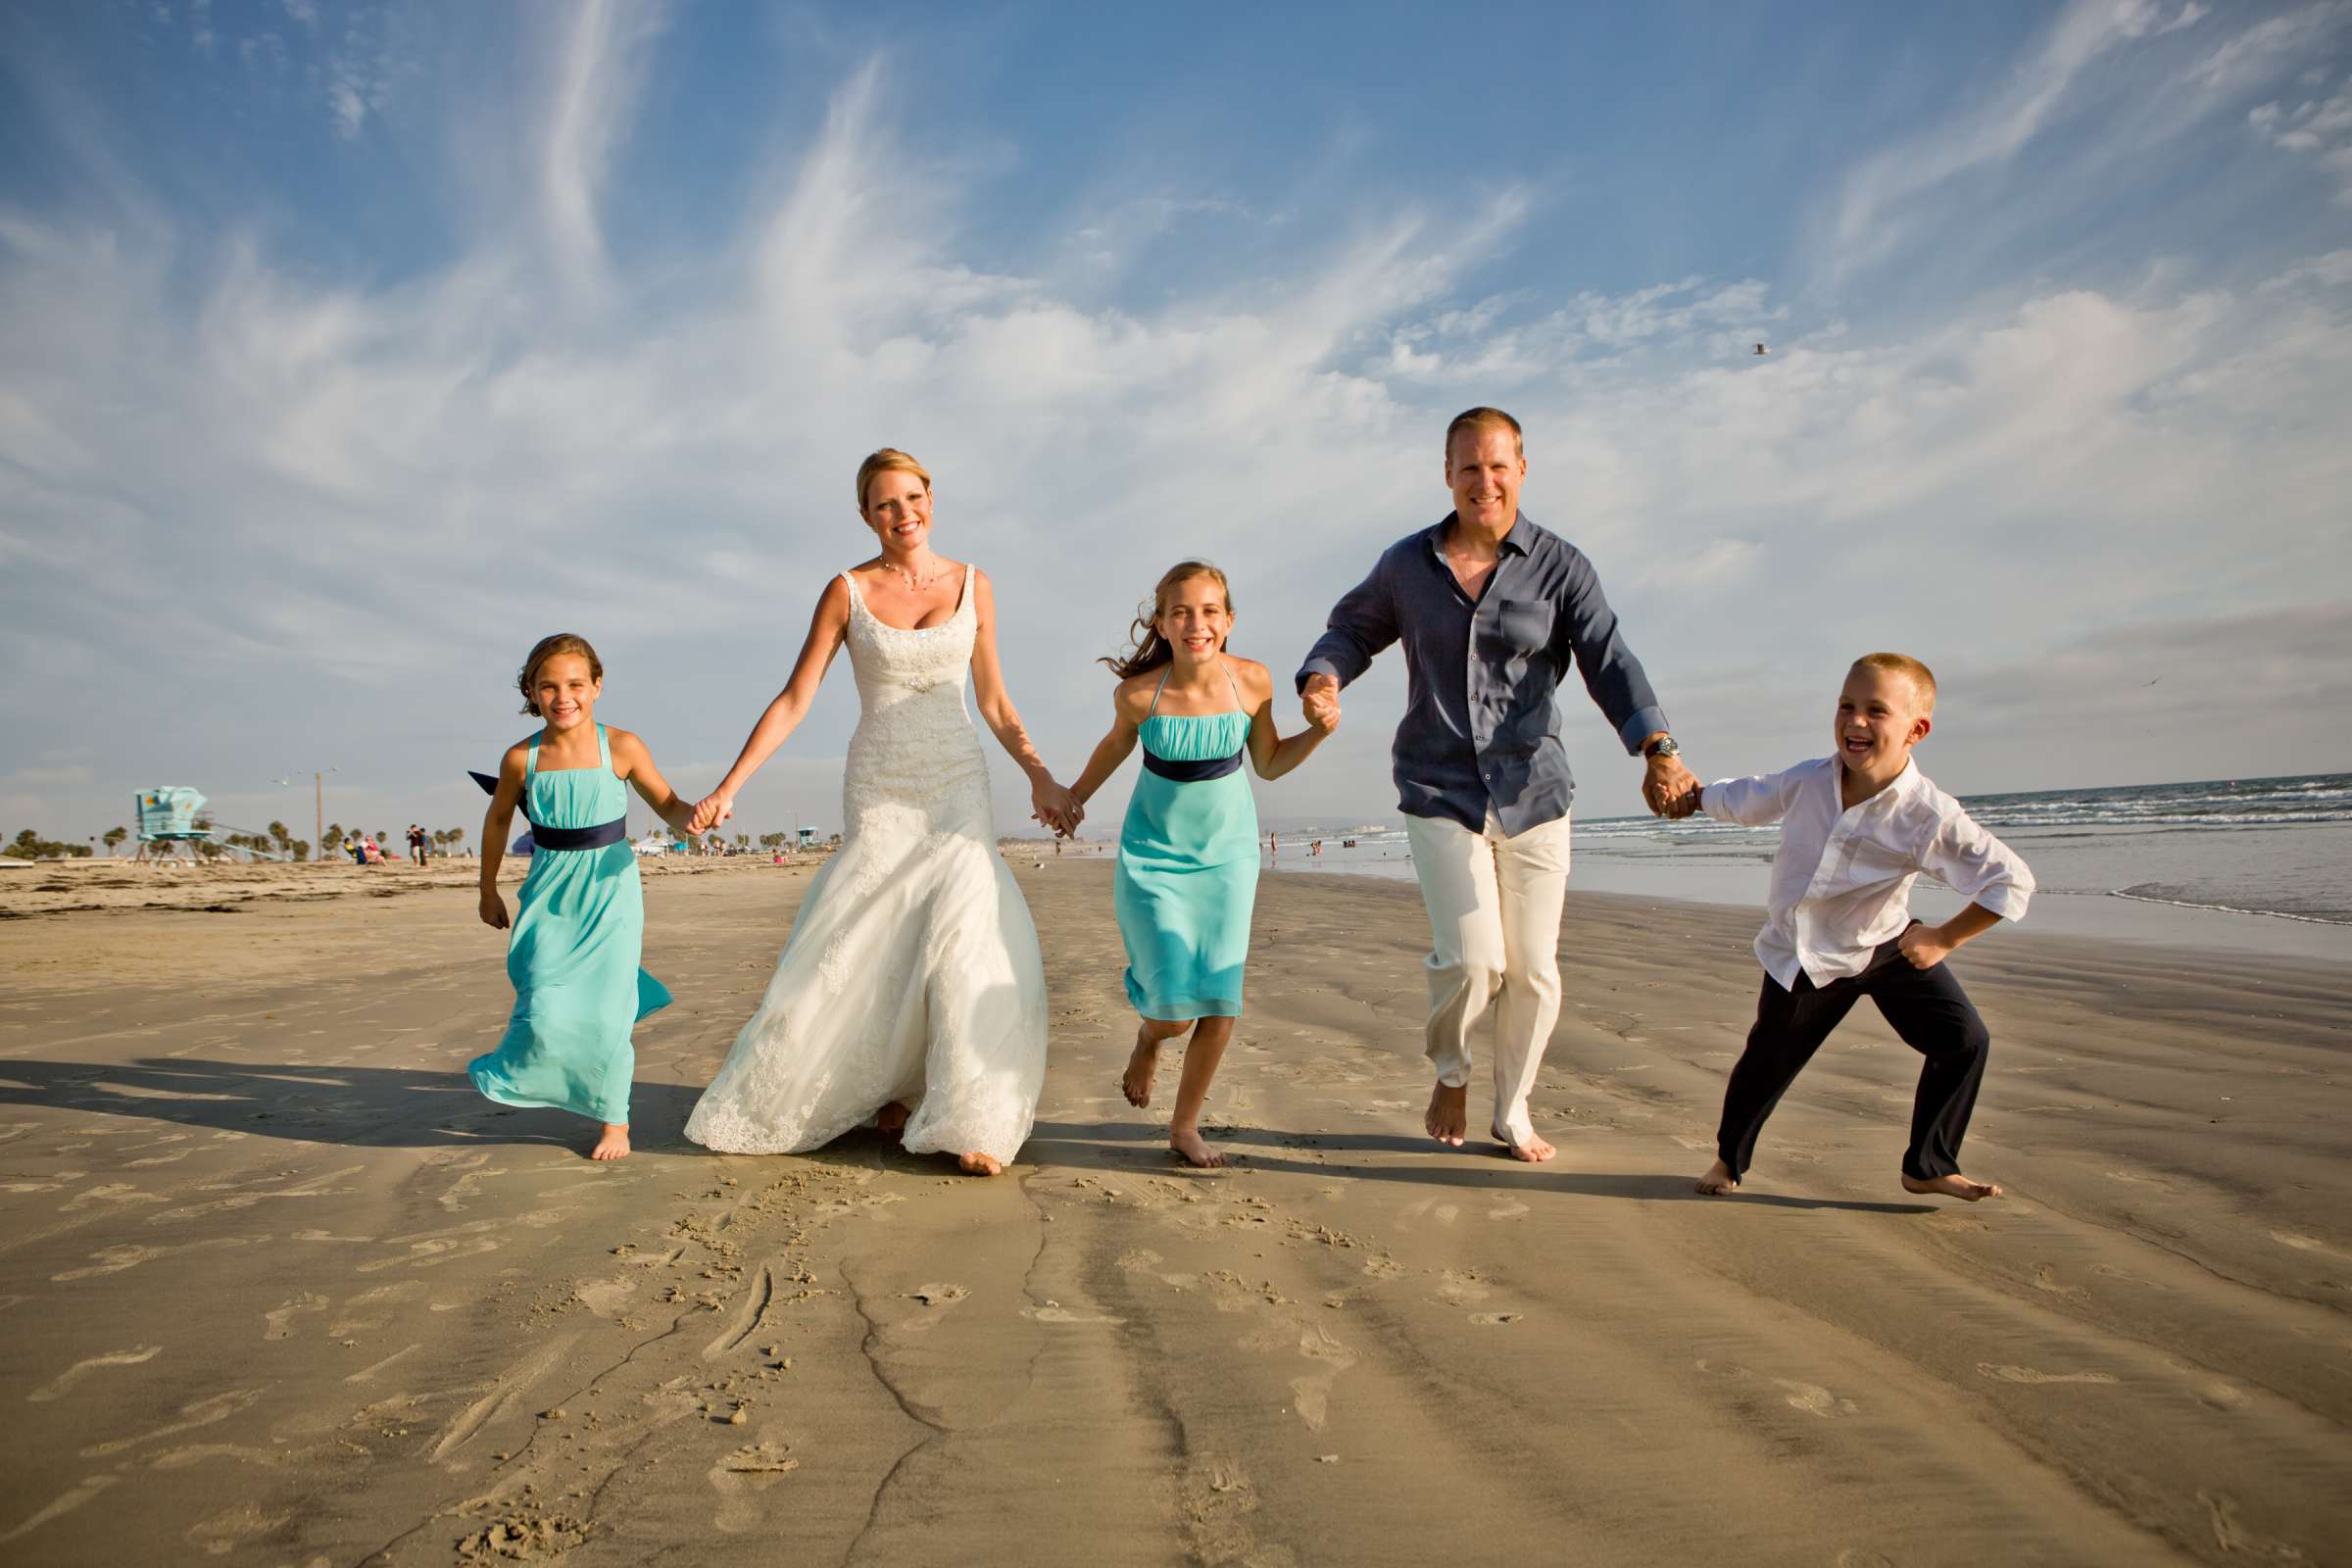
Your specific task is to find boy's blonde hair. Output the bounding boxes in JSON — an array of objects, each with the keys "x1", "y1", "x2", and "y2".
[
  {"x1": 1852, "y1": 652, "x2": 1937, "y2": 714},
  {"x1": 517, "y1": 633, "x2": 603, "y2": 716},
  {"x1": 856, "y1": 447, "x2": 933, "y2": 513}
]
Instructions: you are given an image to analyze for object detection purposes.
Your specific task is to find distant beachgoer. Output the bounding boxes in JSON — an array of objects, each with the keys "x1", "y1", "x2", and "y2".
[
  {"x1": 1298, "y1": 406, "x2": 1695, "y2": 1162},
  {"x1": 1683, "y1": 654, "x2": 2033, "y2": 1202},
  {"x1": 472, "y1": 633, "x2": 700, "y2": 1161},
  {"x1": 407, "y1": 824, "x2": 428, "y2": 866},
  {"x1": 1068, "y1": 562, "x2": 1332, "y2": 1167}
]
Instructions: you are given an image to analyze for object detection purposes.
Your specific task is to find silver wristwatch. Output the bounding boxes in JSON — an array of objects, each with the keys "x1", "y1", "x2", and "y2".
[{"x1": 1642, "y1": 734, "x2": 1681, "y2": 761}]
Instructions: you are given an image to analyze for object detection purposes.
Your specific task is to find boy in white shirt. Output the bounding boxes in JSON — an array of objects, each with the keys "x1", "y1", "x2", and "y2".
[{"x1": 1686, "y1": 653, "x2": 2033, "y2": 1201}]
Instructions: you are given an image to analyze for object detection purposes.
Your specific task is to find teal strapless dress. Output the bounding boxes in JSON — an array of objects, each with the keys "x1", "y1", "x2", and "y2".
[
  {"x1": 1115, "y1": 671, "x2": 1258, "y2": 1020},
  {"x1": 469, "y1": 724, "x2": 670, "y2": 1125}
]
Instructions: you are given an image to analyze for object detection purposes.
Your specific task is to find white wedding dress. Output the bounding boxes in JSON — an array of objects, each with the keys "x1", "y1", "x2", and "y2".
[{"x1": 685, "y1": 565, "x2": 1050, "y2": 1163}]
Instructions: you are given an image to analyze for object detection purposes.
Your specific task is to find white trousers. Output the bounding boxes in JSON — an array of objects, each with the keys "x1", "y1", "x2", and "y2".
[{"x1": 1403, "y1": 808, "x2": 1573, "y2": 1147}]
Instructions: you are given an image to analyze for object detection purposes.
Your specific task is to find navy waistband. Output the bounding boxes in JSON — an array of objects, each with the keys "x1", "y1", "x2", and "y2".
[
  {"x1": 1142, "y1": 749, "x2": 1245, "y2": 783},
  {"x1": 529, "y1": 817, "x2": 628, "y2": 851}
]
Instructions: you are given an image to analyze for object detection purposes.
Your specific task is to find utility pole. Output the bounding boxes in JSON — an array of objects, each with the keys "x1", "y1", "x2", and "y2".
[{"x1": 315, "y1": 770, "x2": 324, "y2": 851}]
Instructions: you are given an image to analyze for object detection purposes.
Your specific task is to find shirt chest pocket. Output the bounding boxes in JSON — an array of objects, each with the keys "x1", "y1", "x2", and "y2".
[{"x1": 1493, "y1": 598, "x2": 1554, "y2": 659}]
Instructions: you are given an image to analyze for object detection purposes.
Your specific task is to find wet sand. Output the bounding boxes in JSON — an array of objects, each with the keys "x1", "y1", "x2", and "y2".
[{"x1": 1, "y1": 857, "x2": 2346, "y2": 1565}]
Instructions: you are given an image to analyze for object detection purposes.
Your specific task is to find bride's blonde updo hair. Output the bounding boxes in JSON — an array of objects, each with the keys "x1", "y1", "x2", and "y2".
[
  {"x1": 855, "y1": 447, "x2": 933, "y2": 513},
  {"x1": 1101, "y1": 561, "x2": 1234, "y2": 680}
]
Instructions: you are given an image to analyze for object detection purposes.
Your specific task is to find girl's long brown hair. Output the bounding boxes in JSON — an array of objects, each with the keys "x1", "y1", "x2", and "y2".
[{"x1": 1100, "y1": 561, "x2": 1233, "y2": 680}]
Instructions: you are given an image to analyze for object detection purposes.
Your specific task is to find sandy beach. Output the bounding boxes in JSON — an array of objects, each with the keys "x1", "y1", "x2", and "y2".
[{"x1": 1, "y1": 854, "x2": 2346, "y2": 1565}]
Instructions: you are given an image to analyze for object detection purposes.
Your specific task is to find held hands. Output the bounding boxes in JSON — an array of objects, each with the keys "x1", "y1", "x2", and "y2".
[
  {"x1": 478, "y1": 889, "x2": 510, "y2": 930},
  {"x1": 1642, "y1": 752, "x2": 1700, "y2": 818},
  {"x1": 1897, "y1": 922, "x2": 1956, "y2": 970},
  {"x1": 1301, "y1": 673, "x2": 1342, "y2": 733},
  {"x1": 1031, "y1": 778, "x2": 1084, "y2": 839},
  {"x1": 688, "y1": 791, "x2": 734, "y2": 835}
]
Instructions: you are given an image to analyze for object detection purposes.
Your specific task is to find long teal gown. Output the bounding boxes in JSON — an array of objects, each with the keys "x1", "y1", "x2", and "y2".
[
  {"x1": 469, "y1": 724, "x2": 670, "y2": 1126},
  {"x1": 1115, "y1": 667, "x2": 1258, "y2": 1021}
]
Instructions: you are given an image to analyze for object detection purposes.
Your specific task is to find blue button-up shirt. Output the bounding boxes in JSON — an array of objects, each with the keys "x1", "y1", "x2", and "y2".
[{"x1": 1297, "y1": 512, "x2": 1668, "y2": 837}]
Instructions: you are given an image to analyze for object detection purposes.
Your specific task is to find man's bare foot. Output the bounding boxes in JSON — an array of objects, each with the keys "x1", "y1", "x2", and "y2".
[
  {"x1": 1903, "y1": 1171, "x2": 2002, "y2": 1200},
  {"x1": 1495, "y1": 1127, "x2": 1554, "y2": 1163},
  {"x1": 1169, "y1": 1127, "x2": 1224, "y2": 1169},
  {"x1": 875, "y1": 1101, "x2": 909, "y2": 1138},
  {"x1": 1123, "y1": 1028, "x2": 1161, "y2": 1108},
  {"x1": 589, "y1": 1124, "x2": 630, "y2": 1161},
  {"x1": 1693, "y1": 1158, "x2": 1739, "y2": 1196},
  {"x1": 957, "y1": 1152, "x2": 1003, "y2": 1177},
  {"x1": 1425, "y1": 1081, "x2": 1468, "y2": 1147}
]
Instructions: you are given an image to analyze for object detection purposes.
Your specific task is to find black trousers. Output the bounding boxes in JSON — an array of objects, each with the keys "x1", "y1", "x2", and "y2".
[{"x1": 1716, "y1": 935, "x2": 1990, "y2": 1182}]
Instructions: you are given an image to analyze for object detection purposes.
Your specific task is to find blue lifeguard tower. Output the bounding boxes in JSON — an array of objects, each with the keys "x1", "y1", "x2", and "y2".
[{"x1": 132, "y1": 786, "x2": 210, "y2": 863}]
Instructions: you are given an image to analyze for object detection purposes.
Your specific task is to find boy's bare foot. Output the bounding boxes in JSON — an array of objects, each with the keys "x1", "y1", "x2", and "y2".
[
  {"x1": 1694, "y1": 1158, "x2": 1739, "y2": 1195},
  {"x1": 957, "y1": 1152, "x2": 1003, "y2": 1177},
  {"x1": 1495, "y1": 1127, "x2": 1555, "y2": 1163},
  {"x1": 1123, "y1": 1028, "x2": 1161, "y2": 1108},
  {"x1": 875, "y1": 1101, "x2": 909, "y2": 1137},
  {"x1": 1425, "y1": 1081, "x2": 1468, "y2": 1147},
  {"x1": 1902, "y1": 1172, "x2": 2002, "y2": 1200},
  {"x1": 590, "y1": 1124, "x2": 630, "y2": 1161},
  {"x1": 1170, "y1": 1127, "x2": 1224, "y2": 1169}
]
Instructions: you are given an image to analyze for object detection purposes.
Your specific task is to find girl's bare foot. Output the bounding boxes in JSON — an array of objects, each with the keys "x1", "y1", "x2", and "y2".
[
  {"x1": 1123, "y1": 1029, "x2": 1161, "y2": 1108},
  {"x1": 957, "y1": 1152, "x2": 1003, "y2": 1177},
  {"x1": 1694, "y1": 1158, "x2": 1739, "y2": 1195},
  {"x1": 875, "y1": 1101, "x2": 910, "y2": 1138},
  {"x1": 589, "y1": 1124, "x2": 630, "y2": 1161},
  {"x1": 1425, "y1": 1081, "x2": 1468, "y2": 1147},
  {"x1": 1902, "y1": 1171, "x2": 2001, "y2": 1200},
  {"x1": 1169, "y1": 1126, "x2": 1224, "y2": 1168}
]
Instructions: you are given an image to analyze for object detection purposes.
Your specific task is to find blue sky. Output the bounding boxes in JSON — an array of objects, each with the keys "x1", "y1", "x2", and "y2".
[{"x1": 3, "y1": 0, "x2": 2349, "y2": 847}]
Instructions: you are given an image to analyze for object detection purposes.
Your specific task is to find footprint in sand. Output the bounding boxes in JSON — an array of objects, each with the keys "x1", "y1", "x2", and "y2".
[
  {"x1": 1977, "y1": 1363, "x2": 2118, "y2": 1386},
  {"x1": 1774, "y1": 1379, "x2": 1856, "y2": 1416},
  {"x1": 2031, "y1": 1265, "x2": 2088, "y2": 1301},
  {"x1": 265, "y1": 1293, "x2": 328, "y2": 1341},
  {"x1": 907, "y1": 1283, "x2": 968, "y2": 1307},
  {"x1": 2271, "y1": 1231, "x2": 2335, "y2": 1255},
  {"x1": 1436, "y1": 1269, "x2": 1490, "y2": 1304},
  {"x1": 1469, "y1": 1312, "x2": 1523, "y2": 1326},
  {"x1": 1486, "y1": 1200, "x2": 1530, "y2": 1221}
]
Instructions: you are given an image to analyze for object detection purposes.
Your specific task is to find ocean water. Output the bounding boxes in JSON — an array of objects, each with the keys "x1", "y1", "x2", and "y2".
[{"x1": 1260, "y1": 771, "x2": 2352, "y2": 928}]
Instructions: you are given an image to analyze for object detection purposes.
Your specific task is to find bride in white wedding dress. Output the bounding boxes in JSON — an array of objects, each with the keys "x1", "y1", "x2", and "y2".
[{"x1": 683, "y1": 449, "x2": 1082, "y2": 1175}]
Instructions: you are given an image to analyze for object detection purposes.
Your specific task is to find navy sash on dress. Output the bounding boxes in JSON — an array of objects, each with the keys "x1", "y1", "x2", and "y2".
[
  {"x1": 467, "y1": 769, "x2": 627, "y2": 851},
  {"x1": 1142, "y1": 749, "x2": 1245, "y2": 783}
]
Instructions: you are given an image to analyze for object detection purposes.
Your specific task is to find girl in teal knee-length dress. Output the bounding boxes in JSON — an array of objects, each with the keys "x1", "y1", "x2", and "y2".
[
  {"x1": 1069, "y1": 563, "x2": 1334, "y2": 1167},
  {"x1": 472, "y1": 634, "x2": 701, "y2": 1160}
]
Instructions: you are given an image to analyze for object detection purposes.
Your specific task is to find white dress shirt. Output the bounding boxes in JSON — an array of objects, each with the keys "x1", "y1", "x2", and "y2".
[{"x1": 1702, "y1": 758, "x2": 2034, "y2": 990}]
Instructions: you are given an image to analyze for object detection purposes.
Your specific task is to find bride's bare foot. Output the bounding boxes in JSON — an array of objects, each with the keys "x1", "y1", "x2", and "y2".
[
  {"x1": 1425, "y1": 1081, "x2": 1468, "y2": 1147},
  {"x1": 1694, "y1": 1158, "x2": 1739, "y2": 1196},
  {"x1": 875, "y1": 1101, "x2": 909, "y2": 1139},
  {"x1": 957, "y1": 1152, "x2": 1003, "y2": 1177},
  {"x1": 1903, "y1": 1171, "x2": 2002, "y2": 1200},
  {"x1": 1123, "y1": 1028, "x2": 1161, "y2": 1108},
  {"x1": 589, "y1": 1124, "x2": 630, "y2": 1161},
  {"x1": 1169, "y1": 1126, "x2": 1224, "y2": 1169},
  {"x1": 1495, "y1": 1126, "x2": 1554, "y2": 1163}
]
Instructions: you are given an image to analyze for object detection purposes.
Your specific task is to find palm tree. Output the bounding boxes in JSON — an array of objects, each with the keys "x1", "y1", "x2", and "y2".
[
  {"x1": 268, "y1": 820, "x2": 292, "y2": 858},
  {"x1": 321, "y1": 822, "x2": 345, "y2": 858},
  {"x1": 446, "y1": 826, "x2": 466, "y2": 857},
  {"x1": 102, "y1": 825, "x2": 127, "y2": 857},
  {"x1": 735, "y1": 832, "x2": 750, "y2": 851}
]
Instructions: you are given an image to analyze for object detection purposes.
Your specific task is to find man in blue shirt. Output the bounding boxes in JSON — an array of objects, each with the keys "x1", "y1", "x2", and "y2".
[{"x1": 1298, "y1": 407, "x2": 1696, "y2": 1161}]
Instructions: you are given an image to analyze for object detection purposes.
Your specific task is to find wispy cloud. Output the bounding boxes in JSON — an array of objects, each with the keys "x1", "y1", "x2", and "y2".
[{"x1": 1, "y1": 12, "x2": 2347, "y2": 840}]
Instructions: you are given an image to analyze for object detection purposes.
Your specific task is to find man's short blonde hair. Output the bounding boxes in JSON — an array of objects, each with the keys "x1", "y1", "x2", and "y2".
[
  {"x1": 1852, "y1": 652, "x2": 1937, "y2": 713},
  {"x1": 1445, "y1": 406, "x2": 1524, "y2": 465},
  {"x1": 855, "y1": 447, "x2": 932, "y2": 513}
]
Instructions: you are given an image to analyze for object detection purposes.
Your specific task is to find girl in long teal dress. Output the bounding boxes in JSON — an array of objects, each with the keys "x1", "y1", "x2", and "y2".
[
  {"x1": 473, "y1": 633, "x2": 700, "y2": 1160},
  {"x1": 1069, "y1": 563, "x2": 1333, "y2": 1167}
]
